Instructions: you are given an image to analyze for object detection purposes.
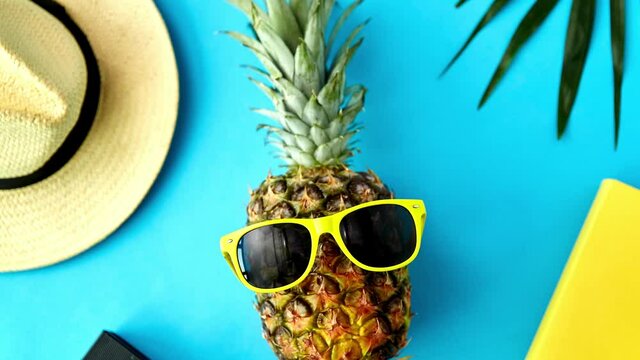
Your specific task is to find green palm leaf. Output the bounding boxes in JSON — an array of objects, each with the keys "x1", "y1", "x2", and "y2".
[
  {"x1": 447, "y1": 0, "x2": 630, "y2": 147},
  {"x1": 610, "y1": 0, "x2": 625, "y2": 148},
  {"x1": 558, "y1": 0, "x2": 595, "y2": 138},
  {"x1": 441, "y1": 0, "x2": 511, "y2": 77},
  {"x1": 479, "y1": 0, "x2": 559, "y2": 108}
]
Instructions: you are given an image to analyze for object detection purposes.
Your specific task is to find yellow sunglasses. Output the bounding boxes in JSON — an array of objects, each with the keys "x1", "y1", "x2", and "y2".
[{"x1": 220, "y1": 199, "x2": 426, "y2": 293}]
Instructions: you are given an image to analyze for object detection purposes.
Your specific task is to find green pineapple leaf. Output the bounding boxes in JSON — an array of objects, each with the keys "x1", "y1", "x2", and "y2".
[
  {"x1": 222, "y1": 31, "x2": 285, "y2": 78},
  {"x1": 295, "y1": 134, "x2": 318, "y2": 152},
  {"x1": 328, "y1": 0, "x2": 363, "y2": 53},
  {"x1": 309, "y1": 124, "x2": 330, "y2": 145},
  {"x1": 331, "y1": 36, "x2": 363, "y2": 80},
  {"x1": 248, "y1": 77, "x2": 286, "y2": 112},
  {"x1": 286, "y1": 146, "x2": 316, "y2": 166},
  {"x1": 272, "y1": 77, "x2": 308, "y2": 117},
  {"x1": 557, "y1": 0, "x2": 595, "y2": 138},
  {"x1": 318, "y1": 73, "x2": 345, "y2": 119},
  {"x1": 241, "y1": 64, "x2": 270, "y2": 78},
  {"x1": 228, "y1": 0, "x2": 269, "y2": 23},
  {"x1": 284, "y1": 113, "x2": 311, "y2": 135},
  {"x1": 257, "y1": 124, "x2": 297, "y2": 147},
  {"x1": 313, "y1": 142, "x2": 334, "y2": 163},
  {"x1": 265, "y1": 0, "x2": 302, "y2": 51},
  {"x1": 228, "y1": 0, "x2": 367, "y2": 167},
  {"x1": 456, "y1": 0, "x2": 469, "y2": 8},
  {"x1": 251, "y1": 108, "x2": 289, "y2": 127},
  {"x1": 330, "y1": 20, "x2": 368, "y2": 72},
  {"x1": 327, "y1": 116, "x2": 343, "y2": 138},
  {"x1": 290, "y1": 0, "x2": 311, "y2": 29},
  {"x1": 321, "y1": 0, "x2": 336, "y2": 28},
  {"x1": 305, "y1": 1, "x2": 327, "y2": 82},
  {"x1": 302, "y1": 94, "x2": 330, "y2": 127},
  {"x1": 252, "y1": 7, "x2": 295, "y2": 80},
  {"x1": 294, "y1": 41, "x2": 322, "y2": 97},
  {"x1": 610, "y1": 0, "x2": 625, "y2": 148},
  {"x1": 479, "y1": 0, "x2": 559, "y2": 108}
]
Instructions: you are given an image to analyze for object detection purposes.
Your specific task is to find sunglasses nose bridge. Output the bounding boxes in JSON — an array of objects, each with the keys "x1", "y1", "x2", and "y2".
[{"x1": 312, "y1": 216, "x2": 339, "y2": 238}]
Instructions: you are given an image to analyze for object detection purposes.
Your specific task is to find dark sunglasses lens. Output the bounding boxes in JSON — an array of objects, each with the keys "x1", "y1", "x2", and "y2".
[
  {"x1": 237, "y1": 224, "x2": 312, "y2": 289},
  {"x1": 339, "y1": 204, "x2": 416, "y2": 267}
]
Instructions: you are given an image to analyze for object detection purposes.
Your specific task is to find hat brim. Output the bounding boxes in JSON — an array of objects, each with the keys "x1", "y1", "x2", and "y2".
[{"x1": 0, "y1": 0, "x2": 179, "y2": 271}]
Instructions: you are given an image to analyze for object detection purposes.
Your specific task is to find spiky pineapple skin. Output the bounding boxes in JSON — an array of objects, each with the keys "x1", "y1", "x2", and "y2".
[{"x1": 247, "y1": 166, "x2": 412, "y2": 360}]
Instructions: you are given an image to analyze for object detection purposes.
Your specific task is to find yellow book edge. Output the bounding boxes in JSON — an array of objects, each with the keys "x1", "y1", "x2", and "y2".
[{"x1": 526, "y1": 179, "x2": 640, "y2": 359}]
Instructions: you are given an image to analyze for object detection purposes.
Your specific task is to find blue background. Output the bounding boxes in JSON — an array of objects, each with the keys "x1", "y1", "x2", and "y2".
[{"x1": 2, "y1": 0, "x2": 640, "y2": 359}]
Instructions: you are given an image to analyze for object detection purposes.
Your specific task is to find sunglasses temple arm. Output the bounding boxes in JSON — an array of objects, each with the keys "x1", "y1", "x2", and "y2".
[{"x1": 222, "y1": 252, "x2": 244, "y2": 282}]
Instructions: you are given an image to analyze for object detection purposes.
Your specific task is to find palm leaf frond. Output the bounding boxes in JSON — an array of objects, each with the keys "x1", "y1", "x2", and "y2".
[
  {"x1": 557, "y1": 0, "x2": 596, "y2": 138},
  {"x1": 441, "y1": 0, "x2": 511, "y2": 77},
  {"x1": 448, "y1": 0, "x2": 631, "y2": 148},
  {"x1": 610, "y1": 0, "x2": 625, "y2": 147},
  {"x1": 479, "y1": 0, "x2": 559, "y2": 108}
]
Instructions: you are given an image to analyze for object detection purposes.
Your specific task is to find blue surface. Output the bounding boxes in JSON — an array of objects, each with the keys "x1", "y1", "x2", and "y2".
[{"x1": 2, "y1": 0, "x2": 640, "y2": 359}]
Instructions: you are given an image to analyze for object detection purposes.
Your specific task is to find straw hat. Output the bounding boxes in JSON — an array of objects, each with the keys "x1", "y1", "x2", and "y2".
[{"x1": 0, "y1": 0, "x2": 179, "y2": 271}]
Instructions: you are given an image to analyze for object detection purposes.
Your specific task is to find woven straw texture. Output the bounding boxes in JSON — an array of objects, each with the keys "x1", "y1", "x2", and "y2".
[
  {"x1": 0, "y1": 0, "x2": 179, "y2": 272},
  {"x1": 0, "y1": 0, "x2": 87, "y2": 178}
]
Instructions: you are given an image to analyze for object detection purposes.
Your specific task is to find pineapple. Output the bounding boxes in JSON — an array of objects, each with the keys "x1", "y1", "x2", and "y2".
[{"x1": 227, "y1": 1, "x2": 413, "y2": 358}]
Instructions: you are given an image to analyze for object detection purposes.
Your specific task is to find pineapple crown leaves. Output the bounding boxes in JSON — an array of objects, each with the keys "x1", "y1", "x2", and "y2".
[{"x1": 226, "y1": 0, "x2": 368, "y2": 167}]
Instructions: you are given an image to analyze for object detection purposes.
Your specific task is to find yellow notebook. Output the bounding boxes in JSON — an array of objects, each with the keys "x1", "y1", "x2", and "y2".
[{"x1": 527, "y1": 179, "x2": 640, "y2": 359}]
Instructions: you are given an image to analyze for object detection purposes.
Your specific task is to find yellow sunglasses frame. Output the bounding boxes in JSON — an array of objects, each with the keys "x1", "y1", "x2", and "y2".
[{"x1": 220, "y1": 199, "x2": 427, "y2": 293}]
